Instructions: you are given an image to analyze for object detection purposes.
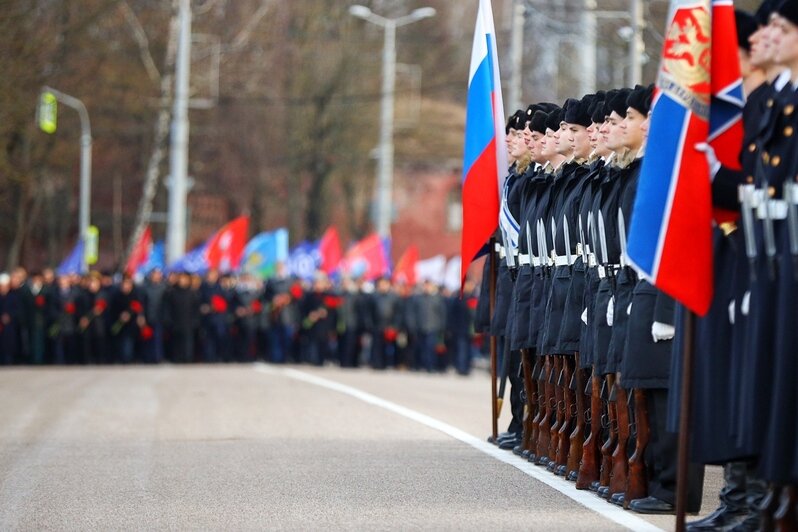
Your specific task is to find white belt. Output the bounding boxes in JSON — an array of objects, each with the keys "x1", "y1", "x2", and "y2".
[
  {"x1": 576, "y1": 243, "x2": 584, "y2": 257},
  {"x1": 597, "y1": 265, "x2": 620, "y2": 279},
  {"x1": 588, "y1": 253, "x2": 597, "y2": 268},
  {"x1": 518, "y1": 254, "x2": 531, "y2": 266},
  {"x1": 495, "y1": 242, "x2": 506, "y2": 259},
  {"x1": 756, "y1": 199, "x2": 788, "y2": 220},
  {"x1": 554, "y1": 255, "x2": 578, "y2": 267},
  {"x1": 787, "y1": 184, "x2": 798, "y2": 204}
]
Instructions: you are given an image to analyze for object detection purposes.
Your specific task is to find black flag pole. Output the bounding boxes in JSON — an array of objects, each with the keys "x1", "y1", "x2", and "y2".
[
  {"x1": 489, "y1": 236, "x2": 499, "y2": 440},
  {"x1": 675, "y1": 308, "x2": 696, "y2": 532}
]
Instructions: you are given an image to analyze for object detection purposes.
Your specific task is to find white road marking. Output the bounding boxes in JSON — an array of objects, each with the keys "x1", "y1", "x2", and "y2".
[{"x1": 254, "y1": 364, "x2": 665, "y2": 532}]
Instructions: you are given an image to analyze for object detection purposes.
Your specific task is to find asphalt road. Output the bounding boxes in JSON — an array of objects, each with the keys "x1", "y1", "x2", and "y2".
[{"x1": 0, "y1": 365, "x2": 721, "y2": 531}]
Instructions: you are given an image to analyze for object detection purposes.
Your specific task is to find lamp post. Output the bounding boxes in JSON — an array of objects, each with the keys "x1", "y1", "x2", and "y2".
[
  {"x1": 40, "y1": 86, "x2": 92, "y2": 273},
  {"x1": 167, "y1": 0, "x2": 192, "y2": 264},
  {"x1": 349, "y1": 5, "x2": 436, "y2": 240}
]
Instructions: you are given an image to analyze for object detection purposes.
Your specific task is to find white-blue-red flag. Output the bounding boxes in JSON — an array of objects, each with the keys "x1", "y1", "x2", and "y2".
[
  {"x1": 626, "y1": 0, "x2": 743, "y2": 316},
  {"x1": 460, "y1": 0, "x2": 507, "y2": 286}
]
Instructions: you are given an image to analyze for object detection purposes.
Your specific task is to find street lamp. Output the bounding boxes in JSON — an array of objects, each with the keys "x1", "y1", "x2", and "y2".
[
  {"x1": 39, "y1": 86, "x2": 93, "y2": 273},
  {"x1": 349, "y1": 5, "x2": 436, "y2": 240}
]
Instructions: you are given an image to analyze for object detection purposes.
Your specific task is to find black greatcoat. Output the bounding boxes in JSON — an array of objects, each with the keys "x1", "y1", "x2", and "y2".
[
  {"x1": 491, "y1": 169, "x2": 520, "y2": 337},
  {"x1": 510, "y1": 166, "x2": 540, "y2": 350},
  {"x1": 666, "y1": 80, "x2": 775, "y2": 462}
]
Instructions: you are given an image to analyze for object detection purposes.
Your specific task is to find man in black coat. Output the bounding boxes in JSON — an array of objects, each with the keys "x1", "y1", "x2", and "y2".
[{"x1": 163, "y1": 272, "x2": 199, "y2": 363}]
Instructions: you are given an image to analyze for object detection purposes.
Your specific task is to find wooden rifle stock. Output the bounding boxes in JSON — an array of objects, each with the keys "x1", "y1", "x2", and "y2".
[
  {"x1": 576, "y1": 373, "x2": 602, "y2": 489},
  {"x1": 548, "y1": 355, "x2": 563, "y2": 464},
  {"x1": 520, "y1": 349, "x2": 536, "y2": 452},
  {"x1": 535, "y1": 356, "x2": 553, "y2": 463},
  {"x1": 774, "y1": 485, "x2": 797, "y2": 532},
  {"x1": 567, "y1": 355, "x2": 586, "y2": 479},
  {"x1": 556, "y1": 356, "x2": 573, "y2": 473},
  {"x1": 530, "y1": 358, "x2": 543, "y2": 458},
  {"x1": 599, "y1": 375, "x2": 617, "y2": 489},
  {"x1": 625, "y1": 389, "x2": 649, "y2": 507},
  {"x1": 609, "y1": 384, "x2": 631, "y2": 496}
]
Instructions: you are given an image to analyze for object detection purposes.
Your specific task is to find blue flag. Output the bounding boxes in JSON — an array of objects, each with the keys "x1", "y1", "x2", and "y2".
[
  {"x1": 138, "y1": 241, "x2": 165, "y2": 276},
  {"x1": 57, "y1": 240, "x2": 85, "y2": 276},
  {"x1": 168, "y1": 242, "x2": 209, "y2": 274},
  {"x1": 242, "y1": 229, "x2": 289, "y2": 278},
  {"x1": 287, "y1": 241, "x2": 320, "y2": 280}
]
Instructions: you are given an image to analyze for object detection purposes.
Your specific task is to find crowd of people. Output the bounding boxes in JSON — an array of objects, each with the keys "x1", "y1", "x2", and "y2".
[
  {"x1": 0, "y1": 266, "x2": 482, "y2": 374},
  {"x1": 475, "y1": 2, "x2": 798, "y2": 530}
]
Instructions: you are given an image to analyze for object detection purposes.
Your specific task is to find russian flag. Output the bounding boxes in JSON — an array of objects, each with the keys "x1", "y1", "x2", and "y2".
[
  {"x1": 626, "y1": 0, "x2": 743, "y2": 316},
  {"x1": 460, "y1": 0, "x2": 507, "y2": 287}
]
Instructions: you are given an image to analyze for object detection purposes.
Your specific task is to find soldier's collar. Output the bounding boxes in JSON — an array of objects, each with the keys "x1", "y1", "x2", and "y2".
[{"x1": 775, "y1": 69, "x2": 792, "y2": 91}]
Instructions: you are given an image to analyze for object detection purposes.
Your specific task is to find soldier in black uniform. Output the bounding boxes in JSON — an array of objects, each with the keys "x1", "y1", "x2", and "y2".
[
  {"x1": 732, "y1": 2, "x2": 798, "y2": 526},
  {"x1": 537, "y1": 96, "x2": 594, "y2": 474},
  {"x1": 615, "y1": 85, "x2": 705, "y2": 514},
  {"x1": 510, "y1": 104, "x2": 548, "y2": 457},
  {"x1": 572, "y1": 93, "x2": 613, "y2": 489},
  {"x1": 490, "y1": 110, "x2": 529, "y2": 449}
]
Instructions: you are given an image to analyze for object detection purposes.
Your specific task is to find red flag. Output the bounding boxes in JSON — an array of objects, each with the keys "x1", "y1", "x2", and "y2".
[
  {"x1": 318, "y1": 226, "x2": 342, "y2": 274},
  {"x1": 125, "y1": 226, "x2": 152, "y2": 276},
  {"x1": 340, "y1": 233, "x2": 389, "y2": 280},
  {"x1": 626, "y1": 0, "x2": 743, "y2": 316},
  {"x1": 392, "y1": 245, "x2": 419, "y2": 285},
  {"x1": 205, "y1": 216, "x2": 250, "y2": 272}
]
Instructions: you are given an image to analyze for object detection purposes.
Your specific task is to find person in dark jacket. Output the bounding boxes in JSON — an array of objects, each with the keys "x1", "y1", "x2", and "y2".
[
  {"x1": 0, "y1": 273, "x2": 21, "y2": 365},
  {"x1": 414, "y1": 280, "x2": 447, "y2": 373},
  {"x1": 142, "y1": 269, "x2": 167, "y2": 364},
  {"x1": 108, "y1": 275, "x2": 144, "y2": 364},
  {"x1": 163, "y1": 272, "x2": 199, "y2": 363},
  {"x1": 370, "y1": 277, "x2": 399, "y2": 370}
]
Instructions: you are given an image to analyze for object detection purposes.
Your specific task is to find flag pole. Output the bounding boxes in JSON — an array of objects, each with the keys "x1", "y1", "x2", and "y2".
[
  {"x1": 489, "y1": 236, "x2": 499, "y2": 440},
  {"x1": 675, "y1": 308, "x2": 696, "y2": 532}
]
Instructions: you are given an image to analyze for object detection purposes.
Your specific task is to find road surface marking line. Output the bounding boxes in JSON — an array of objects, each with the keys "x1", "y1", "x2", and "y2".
[{"x1": 254, "y1": 364, "x2": 664, "y2": 532}]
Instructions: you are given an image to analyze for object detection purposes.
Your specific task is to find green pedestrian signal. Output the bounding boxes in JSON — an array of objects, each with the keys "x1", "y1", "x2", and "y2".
[{"x1": 38, "y1": 92, "x2": 57, "y2": 134}]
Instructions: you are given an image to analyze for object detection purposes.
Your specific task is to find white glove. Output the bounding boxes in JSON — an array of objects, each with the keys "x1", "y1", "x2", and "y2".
[
  {"x1": 695, "y1": 142, "x2": 721, "y2": 180},
  {"x1": 741, "y1": 291, "x2": 750, "y2": 316},
  {"x1": 652, "y1": 321, "x2": 676, "y2": 343},
  {"x1": 606, "y1": 296, "x2": 615, "y2": 326},
  {"x1": 728, "y1": 300, "x2": 735, "y2": 325},
  {"x1": 581, "y1": 308, "x2": 588, "y2": 325},
  {"x1": 627, "y1": 302, "x2": 633, "y2": 315}
]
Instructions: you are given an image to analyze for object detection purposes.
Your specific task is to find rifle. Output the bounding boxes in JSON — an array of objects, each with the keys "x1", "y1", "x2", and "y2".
[
  {"x1": 599, "y1": 374, "x2": 617, "y2": 493},
  {"x1": 547, "y1": 355, "x2": 563, "y2": 466},
  {"x1": 625, "y1": 389, "x2": 649, "y2": 508},
  {"x1": 520, "y1": 349, "x2": 537, "y2": 454},
  {"x1": 609, "y1": 383, "x2": 631, "y2": 497},
  {"x1": 567, "y1": 353, "x2": 586, "y2": 481},
  {"x1": 739, "y1": 184, "x2": 759, "y2": 282},
  {"x1": 497, "y1": 340, "x2": 511, "y2": 417},
  {"x1": 556, "y1": 356, "x2": 574, "y2": 475},
  {"x1": 576, "y1": 372, "x2": 602, "y2": 490},
  {"x1": 535, "y1": 355, "x2": 553, "y2": 464},
  {"x1": 774, "y1": 485, "x2": 797, "y2": 531},
  {"x1": 529, "y1": 359, "x2": 543, "y2": 461}
]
